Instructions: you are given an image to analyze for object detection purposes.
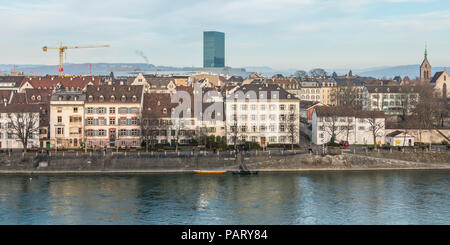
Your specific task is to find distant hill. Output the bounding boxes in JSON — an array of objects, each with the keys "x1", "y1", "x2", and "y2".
[
  {"x1": 1, "y1": 63, "x2": 448, "y2": 79},
  {"x1": 245, "y1": 65, "x2": 449, "y2": 79}
]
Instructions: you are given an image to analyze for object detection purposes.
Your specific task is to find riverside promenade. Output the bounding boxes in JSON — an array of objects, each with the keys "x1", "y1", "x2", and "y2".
[{"x1": 0, "y1": 149, "x2": 449, "y2": 174}]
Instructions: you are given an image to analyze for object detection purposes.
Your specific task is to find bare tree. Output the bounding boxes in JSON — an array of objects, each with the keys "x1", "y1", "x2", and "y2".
[
  {"x1": 294, "y1": 70, "x2": 308, "y2": 79},
  {"x1": 309, "y1": 68, "x2": 327, "y2": 77},
  {"x1": 337, "y1": 81, "x2": 363, "y2": 110},
  {"x1": 7, "y1": 112, "x2": 40, "y2": 152},
  {"x1": 141, "y1": 118, "x2": 160, "y2": 152},
  {"x1": 365, "y1": 111, "x2": 385, "y2": 148},
  {"x1": 344, "y1": 116, "x2": 355, "y2": 143},
  {"x1": 284, "y1": 108, "x2": 299, "y2": 150},
  {"x1": 321, "y1": 114, "x2": 343, "y2": 144}
]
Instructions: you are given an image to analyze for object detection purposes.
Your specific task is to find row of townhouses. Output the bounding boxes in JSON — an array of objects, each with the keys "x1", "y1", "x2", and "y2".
[{"x1": 0, "y1": 48, "x2": 448, "y2": 150}]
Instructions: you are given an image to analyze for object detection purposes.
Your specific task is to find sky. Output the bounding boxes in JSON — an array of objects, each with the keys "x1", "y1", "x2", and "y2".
[{"x1": 1, "y1": 0, "x2": 450, "y2": 70}]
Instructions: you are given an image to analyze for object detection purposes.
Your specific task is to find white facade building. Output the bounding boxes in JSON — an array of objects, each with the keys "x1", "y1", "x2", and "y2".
[
  {"x1": 312, "y1": 106, "x2": 386, "y2": 146},
  {"x1": 49, "y1": 90, "x2": 85, "y2": 149},
  {"x1": 0, "y1": 104, "x2": 40, "y2": 149},
  {"x1": 225, "y1": 83, "x2": 300, "y2": 147}
]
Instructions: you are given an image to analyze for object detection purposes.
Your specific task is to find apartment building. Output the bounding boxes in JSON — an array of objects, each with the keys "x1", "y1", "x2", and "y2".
[
  {"x1": 0, "y1": 104, "x2": 40, "y2": 149},
  {"x1": 225, "y1": 83, "x2": 300, "y2": 147},
  {"x1": 84, "y1": 85, "x2": 144, "y2": 149},
  {"x1": 363, "y1": 85, "x2": 419, "y2": 116},
  {"x1": 311, "y1": 106, "x2": 385, "y2": 146},
  {"x1": 49, "y1": 90, "x2": 85, "y2": 149}
]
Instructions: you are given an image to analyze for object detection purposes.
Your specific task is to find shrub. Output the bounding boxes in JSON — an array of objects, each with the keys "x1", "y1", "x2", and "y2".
[{"x1": 442, "y1": 140, "x2": 448, "y2": 145}]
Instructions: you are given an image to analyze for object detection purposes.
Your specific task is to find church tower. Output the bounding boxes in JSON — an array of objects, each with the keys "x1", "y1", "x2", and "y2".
[{"x1": 420, "y1": 46, "x2": 432, "y2": 82}]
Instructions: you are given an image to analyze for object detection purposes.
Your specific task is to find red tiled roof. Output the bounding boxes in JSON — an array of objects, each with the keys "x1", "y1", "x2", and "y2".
[{"x1": 21, "y1": 75, "x2": 102, "y2": 90}]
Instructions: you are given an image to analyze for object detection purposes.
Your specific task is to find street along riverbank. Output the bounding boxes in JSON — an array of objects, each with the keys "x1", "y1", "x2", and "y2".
[{"x1": 0, "y1": 150, "x2": 449, "y2": 174}]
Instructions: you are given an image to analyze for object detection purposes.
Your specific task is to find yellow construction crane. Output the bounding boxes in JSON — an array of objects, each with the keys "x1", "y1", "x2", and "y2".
[{"x1": 43, "y1": 42, "x2": 110, "y2": 77}]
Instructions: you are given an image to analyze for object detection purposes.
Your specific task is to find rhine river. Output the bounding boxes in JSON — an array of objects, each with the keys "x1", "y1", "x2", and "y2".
[{"x1": 0, "y1": 170, "x2": 449, "y2": 225}]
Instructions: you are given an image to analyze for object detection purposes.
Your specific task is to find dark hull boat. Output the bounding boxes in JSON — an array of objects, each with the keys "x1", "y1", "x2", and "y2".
[{"x1": 231, "y1": 170, "x2": 259, "y2": 175}]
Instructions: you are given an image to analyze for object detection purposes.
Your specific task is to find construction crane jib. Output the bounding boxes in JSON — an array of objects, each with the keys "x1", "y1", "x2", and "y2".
[{"x1": 42, "y1": 42, "x2": 110, "y2": 77}]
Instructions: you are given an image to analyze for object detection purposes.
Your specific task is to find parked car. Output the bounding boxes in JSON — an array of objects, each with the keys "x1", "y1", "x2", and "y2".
[{"x1": 339, "y1": 141, "x2": 349, "y2": 147}]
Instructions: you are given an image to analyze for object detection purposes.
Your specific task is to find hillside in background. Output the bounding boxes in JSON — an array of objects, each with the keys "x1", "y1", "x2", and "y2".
[{"x1": 1, "y1": 63, "x2": 448, "y2": 79}]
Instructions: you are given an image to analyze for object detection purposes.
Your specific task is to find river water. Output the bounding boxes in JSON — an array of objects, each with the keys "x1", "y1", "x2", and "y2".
[{"x1": 0, "y1": 170, "x2": 449, "y2": 225}]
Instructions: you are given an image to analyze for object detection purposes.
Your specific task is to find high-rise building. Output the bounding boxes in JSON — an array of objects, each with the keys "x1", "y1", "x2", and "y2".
[{"x1": 203, "y1": 31, "x2": 225, "y2": 68}]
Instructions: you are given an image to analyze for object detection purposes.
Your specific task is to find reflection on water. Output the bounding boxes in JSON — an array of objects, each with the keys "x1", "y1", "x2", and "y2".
[{"x1": 0, "y1": 170, "x2": 449, "y2": 224}]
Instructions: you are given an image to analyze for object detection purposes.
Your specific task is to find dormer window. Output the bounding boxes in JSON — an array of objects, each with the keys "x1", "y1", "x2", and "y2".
[
  {"x1": 88, "y1": 95, "x2": 93, "y2": 102},
  {"x1": 132, "y1": 95, "x2": 137, "y2": 102},
  {"x1": 110, "y1": 95, "x2": 115, "y2": 102},
  {"x1": 37, "y1": 95, "x2": 41, "y2": 101},
  {"x1": 121, "y1": 95, "x2": 126, "y2": 102},
  {"x1": 163, "y1": 108, "x2": 167, "y2": 114},
  {"x1": 99, "y1": 95, "x2": 104, "y2": 102},
  {"x1": 31, "y1": 95, "x2": 35, "y2": 101},
  {"x1": 58, "y1": 96, "x2": 63, "y2": 101},
  {"x1": 157, "y1": 101, "x2": 161, "y2": 106}
]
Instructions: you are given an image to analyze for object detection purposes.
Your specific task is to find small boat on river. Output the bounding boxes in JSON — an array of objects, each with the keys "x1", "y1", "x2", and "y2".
[
  {"x1": 192, "y1": 170, "x2": 227, "y2": 175},
  {"x1": 231, "y1": 170, "x2": 259, "y2": 175}
]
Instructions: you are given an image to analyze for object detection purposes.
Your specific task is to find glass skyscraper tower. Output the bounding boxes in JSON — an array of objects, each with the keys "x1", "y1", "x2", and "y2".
[{"x1": 203, "y1": 31, "x2": 225, "y2": 68}]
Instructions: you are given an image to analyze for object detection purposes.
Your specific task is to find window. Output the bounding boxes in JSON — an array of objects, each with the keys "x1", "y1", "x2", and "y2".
[
  {"x1": 269, "y1": 124, "x2": 275, "y2": 132},
  {"x1": 98, "y1": 107, "x2": 106, "y2": 114},
  {"x1": 280, "y1": 104, "x2": 285, "y2": 110},
  {"x1": 260, "y1": 105, "x2": 265, "y2": 111},
  {"x1": 87, "y1": 107, "x2": 93, "y2": 114},
  {"x1": 119, "y1": 107, "x2": 127, "y2": 114},
  {"x1": 99, "y1": 129, "x2": 106, "y2": 136},
  {"x1": 70, "y1": 116, "x2": 81, "y2": 123},
  {"x1": 73, "y1": 107, "x2": 78, "y2": 113},
  {"x1": 358, "y1": 126, "x2": 365, "y2": 131},
  {"x1": 120, "y1": 129, "x2": 127, "y2": 136},
  {"x1": 131, "y1": 129, "x2": 139, "y2": 136},
  {"x1": 260, "y1": 115, "x2": 266, "y2": 121},
  {"x1": 109, "y1": 107, "x2": 115, "y2": 114},
  {"x1": 57, "y1": 127, "x2": 64, "y2": 135},
  {"x1": 110, "y1": 118, "x2": 115, "y2": 125},
  {"x1": 289, "y1": 104, "x2": 295, "y2": 111},
  {"x1": 279, "y1": 125, "x2": 285, "y2": 132},
  {"x1": 57, "y1": 107, "x2": 62, "y2": 113},
  {"x1": 87, "y1": 118, "x2": 93, "y2": 125}
]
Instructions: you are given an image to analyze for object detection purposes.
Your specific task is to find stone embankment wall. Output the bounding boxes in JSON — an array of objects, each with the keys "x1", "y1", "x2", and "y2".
[
  {"x1": 354, "y1": 152, "x2": 450, "y2": 164},
  {"x1": 0, "y1": 151, "x2": 449, "y2": 173}
]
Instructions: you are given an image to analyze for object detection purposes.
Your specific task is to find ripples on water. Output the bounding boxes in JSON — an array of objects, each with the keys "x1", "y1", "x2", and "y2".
[{"x1": 0, "y1": 170, "x2": 449, "y2": 225}]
